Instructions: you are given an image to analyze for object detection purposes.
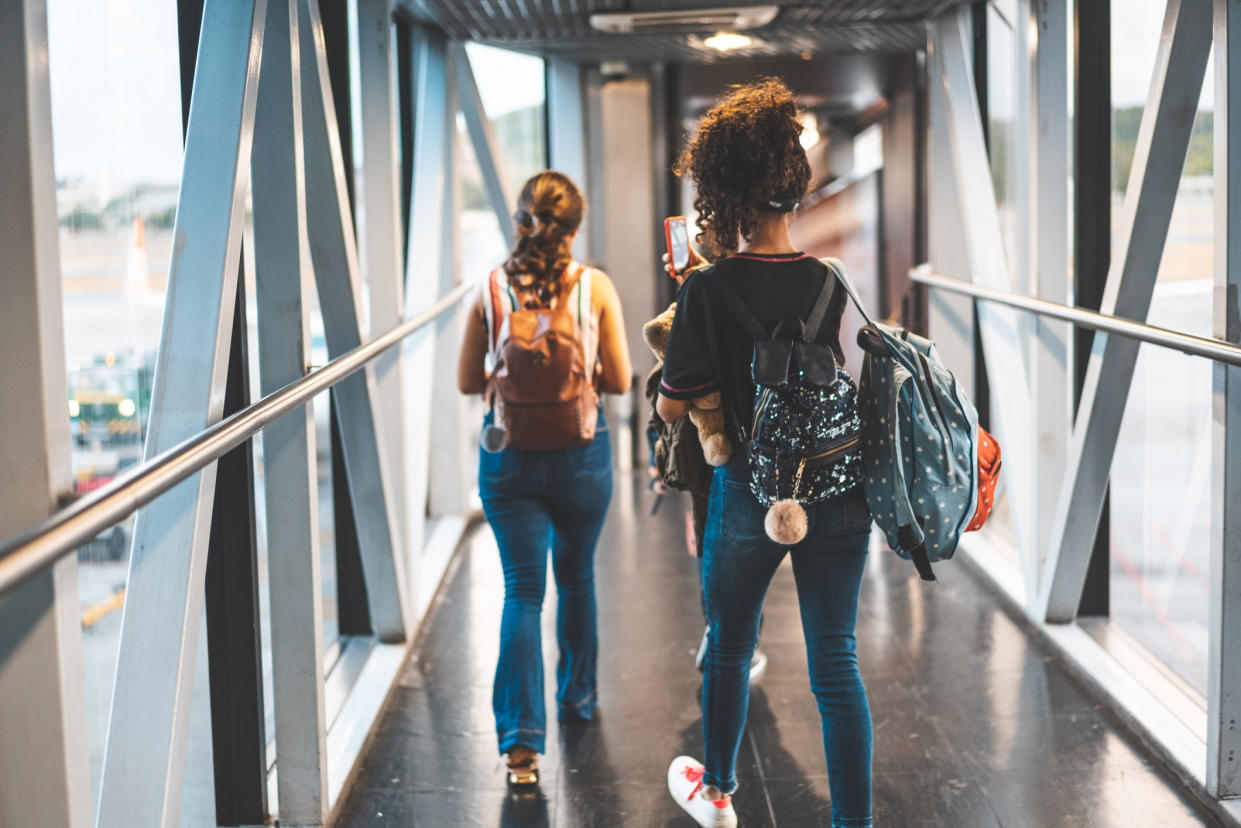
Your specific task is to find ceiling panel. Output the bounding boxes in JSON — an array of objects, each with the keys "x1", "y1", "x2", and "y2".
[{"x1": 402, "y1": 1, "x2": 965, "y2": 62}]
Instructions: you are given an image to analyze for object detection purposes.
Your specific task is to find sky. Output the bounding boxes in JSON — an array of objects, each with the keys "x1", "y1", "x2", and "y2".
[
  {"x1": 44, "y1": 2, "x2": 547, "y2": 195},
  {"x1": 47, "y1": 0, "x2": 185, "y2": 188},
  {"x1": 1112, "y1": 0, "x2": 1214, "y2": 108}
]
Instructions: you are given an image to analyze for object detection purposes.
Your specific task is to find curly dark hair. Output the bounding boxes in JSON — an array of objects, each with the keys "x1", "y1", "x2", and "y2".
[
  {"x1": 503, "y1": 170, "x2": 584, "y2": 306},
  {"x1": 675, "y1": 77, "x2": 811, "y2": 258}
]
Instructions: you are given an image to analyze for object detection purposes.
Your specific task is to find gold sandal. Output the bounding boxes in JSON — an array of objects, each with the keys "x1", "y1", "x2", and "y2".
[{"x1": 506, "y1": 747, "x2": 539, "y2": 786}]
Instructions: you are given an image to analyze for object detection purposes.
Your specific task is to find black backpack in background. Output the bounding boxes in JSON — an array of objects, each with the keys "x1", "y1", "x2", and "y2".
[{"x1": 713, "y1": 272, "x2": 865, "y2": 544}]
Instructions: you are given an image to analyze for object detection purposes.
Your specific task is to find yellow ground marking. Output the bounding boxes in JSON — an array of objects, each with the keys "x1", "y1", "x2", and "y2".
[{"x1": 81, "y1": 588, "x2": 125, "y2": 629}]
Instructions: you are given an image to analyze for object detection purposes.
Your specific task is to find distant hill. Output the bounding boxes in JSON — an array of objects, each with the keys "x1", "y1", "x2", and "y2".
[{"x1": 1112, "y1": 105, "x2": 1212, "y2": 191}]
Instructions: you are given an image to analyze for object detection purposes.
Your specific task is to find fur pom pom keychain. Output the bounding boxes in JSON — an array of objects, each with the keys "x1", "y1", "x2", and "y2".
[
  {"x1": 765, "y1": 498, "x2": 808, "y2": 545},
  {"x1": 764, "y1": 459, "x2": 809, "y2": 545}
]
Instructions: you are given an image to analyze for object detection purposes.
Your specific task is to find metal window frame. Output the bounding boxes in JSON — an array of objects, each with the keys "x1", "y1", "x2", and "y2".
[
  {"x1": 175, "y1": 2, "x2": 273, "y2": 822},
  {"x1": 1072, "y1": 0, "x2": 1113, "y2": 618},
  {"x1": 0, "y1": 3, "x2": 92, "y2": 827},
  {"x1": 1209, "y1": 0, "x2": 1241, "y2": 801},
  {"x1": 96, "y1": 3, "x2": 267, "y2": 825},
  {"x1": 1027, "y1": 0, "x2": 1071, "y2": 586},
  {"x1": 356, "y1": 0, "x2": 410, "y2": 558},
  {"x1": 253, "y1": 0, "x2": 330, "y2": 820}
]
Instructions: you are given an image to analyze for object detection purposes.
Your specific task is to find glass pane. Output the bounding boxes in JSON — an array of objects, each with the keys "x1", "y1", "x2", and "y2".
[
  {"x1": 1109, "y1": 3, "x2": 1213, "y2": 694},
  {"x1": 987, "y1": 4, "x2": 1021, "y2": 276},
  {"x1": 47, "y1": 0, "x2": 184, "y2": 804},
  {"x1": 463, "y1": 43, "x2": 547, "y2": 198},
  {"x1": 979, "y1": 6, "x2": 1022, "y2": 565},
  {"x1": 457, "y1": 111, "x2": 511, "y2": 282}
]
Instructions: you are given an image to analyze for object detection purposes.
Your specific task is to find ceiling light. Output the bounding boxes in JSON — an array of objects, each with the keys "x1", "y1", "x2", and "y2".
[
  {"x1": 590, "y1": 6, "x2": 778, "y2": 34},
  {"x1": 799, "y1": 113, "x2": 820, "y2": 150},
  {"x1": 703, "y1": 31, "x2": 752, "y2": 51}
]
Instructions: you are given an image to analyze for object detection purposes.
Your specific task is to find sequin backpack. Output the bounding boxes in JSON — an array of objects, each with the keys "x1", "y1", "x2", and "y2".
[
  {"x1": 712, "y1": 269, "x2": 865, "y2": 546},
  {"x1": 825, "y1": 258, "x2": 989, "y2": 581}
]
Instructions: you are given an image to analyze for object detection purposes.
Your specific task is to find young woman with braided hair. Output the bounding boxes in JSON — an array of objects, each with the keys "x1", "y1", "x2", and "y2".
[
  {"x1": 658, "y1": 79, "x2": 873, "y2": 828},
  {"x1": 458, "y1": 170, "x2": 631, "y2": 786}
]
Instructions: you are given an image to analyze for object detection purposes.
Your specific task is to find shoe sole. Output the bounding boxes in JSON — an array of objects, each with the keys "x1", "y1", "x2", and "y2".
[{"x1": 507, "y1": 768, "x2": 539, "y2": 786}]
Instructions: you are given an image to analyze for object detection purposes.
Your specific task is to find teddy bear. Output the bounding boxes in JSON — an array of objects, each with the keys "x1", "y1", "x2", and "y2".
[{"x1": 643, "y1": 302, "x2": 733, "y2": 467}]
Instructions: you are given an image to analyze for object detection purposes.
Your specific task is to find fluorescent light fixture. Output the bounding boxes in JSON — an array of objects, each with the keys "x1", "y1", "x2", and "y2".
[
  {"x1": 703, "y1": 31, "x2": 752, "y2": 51},
  {"x1": 590, "y1": 5, "x2": 778, "y2": 34}
]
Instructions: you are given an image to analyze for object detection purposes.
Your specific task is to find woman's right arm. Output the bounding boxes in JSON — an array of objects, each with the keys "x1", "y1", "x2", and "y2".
[{"x1": 457, "y1": 296, "x2": 489, "y2": 395}]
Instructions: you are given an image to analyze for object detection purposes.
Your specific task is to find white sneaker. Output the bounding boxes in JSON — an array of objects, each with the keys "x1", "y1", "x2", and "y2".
[
  {"x1": 749, "y1": 649, "x2": 768, "y2": 684},
  {"x1": 667, "y1": 756, "x2": 738, "y2": 828}
]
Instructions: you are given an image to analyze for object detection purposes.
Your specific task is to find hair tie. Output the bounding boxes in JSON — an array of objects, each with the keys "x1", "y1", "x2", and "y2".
[
  {"x1": 767, "y1": 199, "x2": 799, "y2": 212},
  {"x1": 513, "y1": 209, "x2": 534, "y2": 228}
]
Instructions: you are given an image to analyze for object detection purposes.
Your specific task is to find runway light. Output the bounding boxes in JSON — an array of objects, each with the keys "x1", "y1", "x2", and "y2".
[
  {"x1": 703, "y1": 31, "x2": 751, "y2": 51},
  {"x1": 118, "y1": 398, "x2": 136, "y2": 418}
]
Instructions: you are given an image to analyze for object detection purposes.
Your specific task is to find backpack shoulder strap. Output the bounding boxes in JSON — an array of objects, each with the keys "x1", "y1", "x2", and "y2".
[
  {"x1": 569, "y1": 263, "x2": 597, "y2": 366},
  {"x1": 713, "y1": 279, "x2": 768, "y2": 342},
  {"x1": 574, "y1": 264, "x2": 592, "y2": 328},
  {"x1": 803, "y1": 265, "x2": 837, "y2": 342},
  {"x1": 484, "y1": 268, "x2": 505, "y2": 353},
  {"x1": 819, "y1": 257, "x2": 876, "y2": 328}
]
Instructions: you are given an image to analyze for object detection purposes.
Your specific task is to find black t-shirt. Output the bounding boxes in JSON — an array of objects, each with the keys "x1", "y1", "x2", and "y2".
[{"x1": 660, "y1": 251, "x2": 847, "y2": 431}]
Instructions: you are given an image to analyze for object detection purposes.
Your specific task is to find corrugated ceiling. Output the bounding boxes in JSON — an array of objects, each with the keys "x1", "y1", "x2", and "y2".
[{"x1": 403, "y1": 1, "x2": 965, "y2": 62}]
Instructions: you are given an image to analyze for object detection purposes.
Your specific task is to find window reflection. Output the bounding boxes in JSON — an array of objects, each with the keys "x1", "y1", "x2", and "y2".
[{"x1": 1109, "y1": 2, "x2": 1213, "y2": 695}]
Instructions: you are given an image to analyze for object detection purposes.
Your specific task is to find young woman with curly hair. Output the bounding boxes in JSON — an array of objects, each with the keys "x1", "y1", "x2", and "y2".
[
  {"x1": 658, "y1": 79, "x2": 874, "y2": 828},
  {"x1": 458, "y1": 170, "x2": 631, "y2": 787}
]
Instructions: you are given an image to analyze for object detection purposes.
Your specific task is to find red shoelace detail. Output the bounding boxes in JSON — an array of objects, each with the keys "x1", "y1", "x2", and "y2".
[
  {"x1": 681, "y1": 764, "x2": 705, "y2": 801},
  {"x1": 681, "y1": 764, "x2": 731, "y2": 808}
]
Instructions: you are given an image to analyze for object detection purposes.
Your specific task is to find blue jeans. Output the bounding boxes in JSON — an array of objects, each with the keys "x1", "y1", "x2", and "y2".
[
  {"x1": 479, "y1": 413, "x2": 612, "y2": 755},
  {"x1": 701, "y1": 455, "x2": 873, "y2": 828}
]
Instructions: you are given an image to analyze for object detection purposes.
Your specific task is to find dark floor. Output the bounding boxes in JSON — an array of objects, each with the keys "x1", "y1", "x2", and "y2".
[{"x1": 335, "y1": 476, "x2": 1218, "y2": 827}]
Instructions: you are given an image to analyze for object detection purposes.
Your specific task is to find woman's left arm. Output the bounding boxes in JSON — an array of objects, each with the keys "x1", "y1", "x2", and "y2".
[
  {"x1": 594, "y1": 272, "x2": 633, "y2": 395},
  {"x1": 457, "y1": 295, "x2": 490, "y2": 395}
]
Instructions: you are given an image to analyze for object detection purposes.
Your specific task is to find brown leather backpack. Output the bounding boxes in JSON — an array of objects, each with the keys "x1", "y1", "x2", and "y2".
[{"x1": 485, "y1": 264, "x2": 598, "y2": 450}]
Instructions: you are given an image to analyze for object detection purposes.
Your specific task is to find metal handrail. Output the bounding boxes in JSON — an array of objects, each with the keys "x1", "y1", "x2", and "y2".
[
  {"x1": 0, "y1": 281, "x2": 476, "y2": 600},
  {"x1": 910, "y1": 265, "x2": 1241, "y2": 368}
]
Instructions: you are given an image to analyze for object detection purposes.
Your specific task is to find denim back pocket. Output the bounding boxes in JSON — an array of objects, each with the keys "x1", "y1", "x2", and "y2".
[
  {"x1": 710, "y1": 474, "x2": 769, "y2": 544},
  {"x1": 816, "y1": 486, "x2": 872, "y2": 537},
  {"x1": 480, "y1": 445, "x2": 524, "y2": 488}
]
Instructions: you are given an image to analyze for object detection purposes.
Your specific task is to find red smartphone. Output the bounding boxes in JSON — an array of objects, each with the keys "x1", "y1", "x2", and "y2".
[{"x1": 664, "y1": 216, "x2": 691, "y2": 279}]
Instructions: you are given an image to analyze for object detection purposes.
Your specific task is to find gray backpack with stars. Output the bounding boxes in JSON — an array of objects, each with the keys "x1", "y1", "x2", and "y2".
[{"x1": 825, "y1": 259, "x2": 980, "y2": 581}]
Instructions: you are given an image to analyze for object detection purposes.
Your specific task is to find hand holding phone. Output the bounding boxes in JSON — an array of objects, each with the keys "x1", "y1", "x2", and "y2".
[{"x1": 663, "y1": 216, "x2": 701, "y2": 282}]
